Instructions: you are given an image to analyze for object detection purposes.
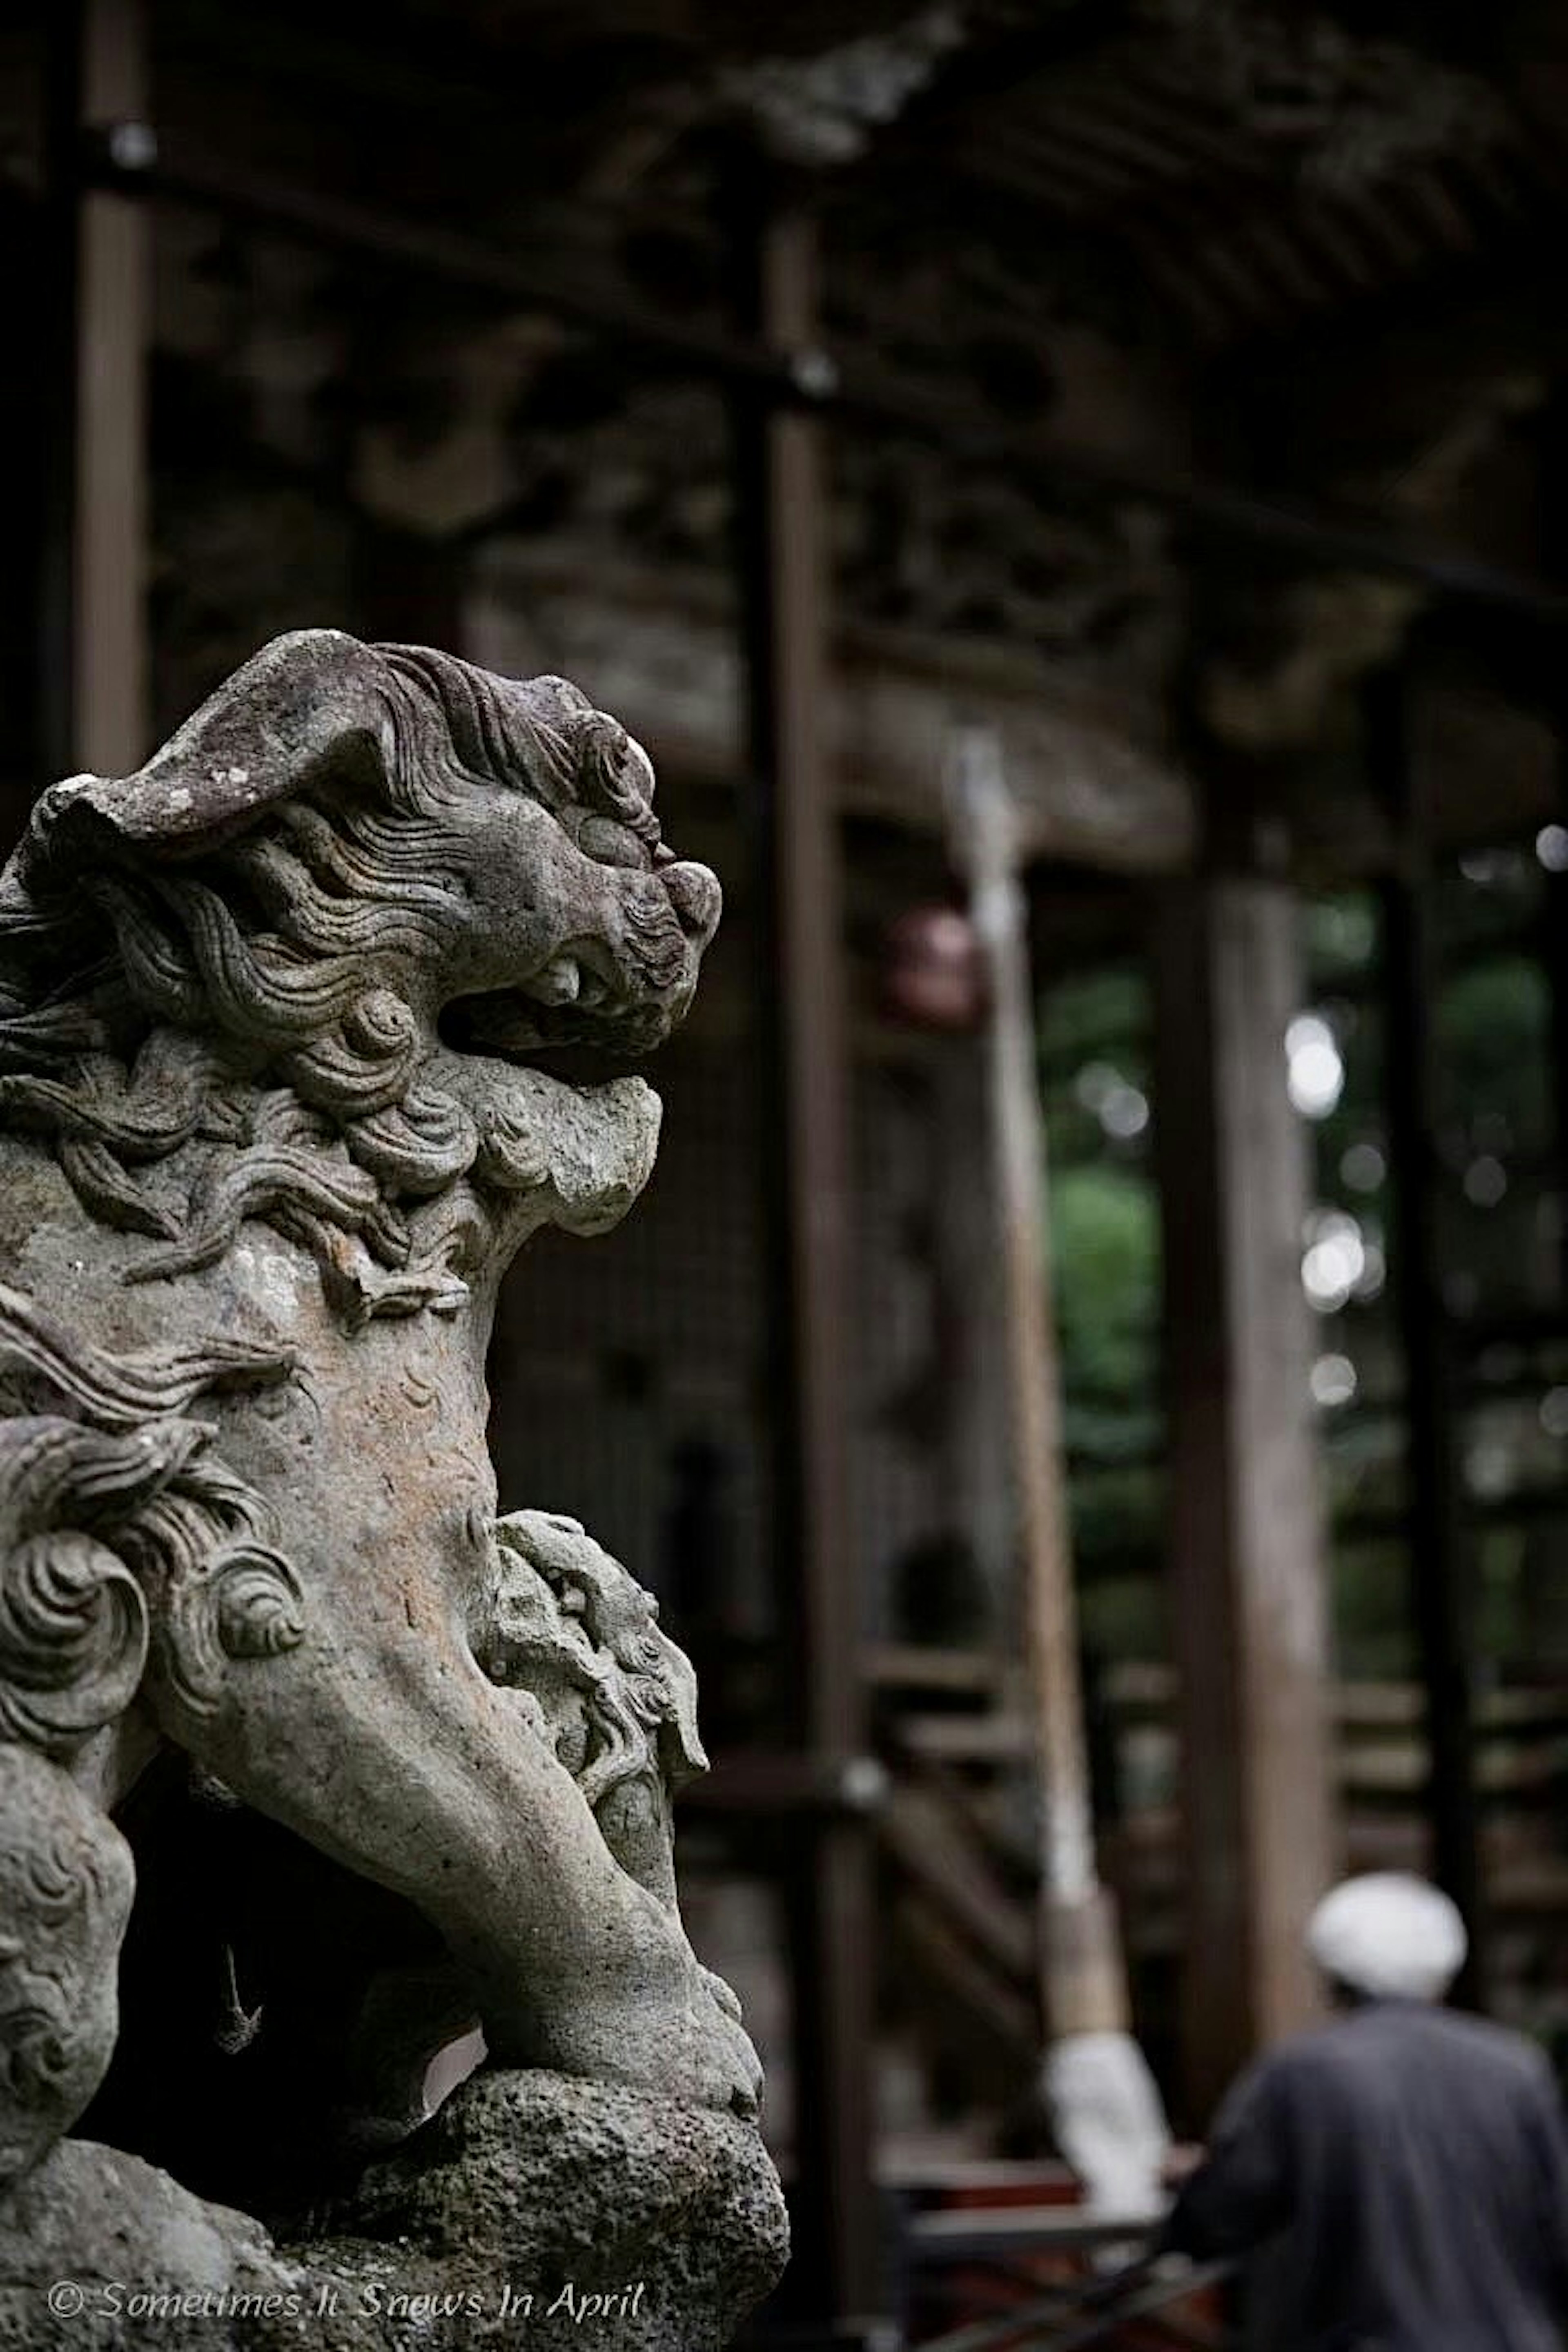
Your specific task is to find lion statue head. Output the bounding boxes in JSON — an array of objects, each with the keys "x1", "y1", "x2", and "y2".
[{"x1": 0, "y1": 630, "x2": 720, "y2": 1324}]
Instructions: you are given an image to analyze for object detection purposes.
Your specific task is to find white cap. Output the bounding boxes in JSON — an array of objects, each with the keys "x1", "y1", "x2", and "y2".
[{"x1": 1306, "y1": 1873, "x2": 1467, "y2": 2001}]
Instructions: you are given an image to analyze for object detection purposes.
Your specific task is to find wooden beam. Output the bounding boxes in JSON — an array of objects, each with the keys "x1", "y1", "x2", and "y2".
[
  {"x1": 85, "y1": 132, "x2": 1568, "y2": 630},
  {"x1": 468, "y1": 549, "x2": 1195, "y2": 871},
  {"x1": 731, "y1": 187, "x2": 881, "y2": 2330},
  {"x1": 1153, "y1": 877, "x2": 1336, "y2": 2118}
]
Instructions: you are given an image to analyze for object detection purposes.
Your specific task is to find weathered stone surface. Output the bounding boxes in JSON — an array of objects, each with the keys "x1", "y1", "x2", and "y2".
[
  {"x1": 318, "y1": 2069, "x2": 790, "y2": 2350},
  {"x1": 0, "y1": 2076, "x2": 786, "y2": 2352},
  {"x1": 0, "y1": 631, "x2": 782, "y2": 2343},
  {"x1": 0, "y1": 2140, "x2": 303, "y2": 2352}
]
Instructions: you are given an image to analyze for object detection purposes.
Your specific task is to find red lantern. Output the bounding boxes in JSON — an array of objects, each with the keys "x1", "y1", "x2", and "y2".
[{"x1": 881, "y1": 904, "x2": 986, "y2": 1031}]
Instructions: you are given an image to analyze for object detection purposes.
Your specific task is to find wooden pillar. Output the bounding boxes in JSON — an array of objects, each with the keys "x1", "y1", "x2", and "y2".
[
  {"x1": 731, "y1": 188, "x2": 880, "y2": 2334},
  {"x1": 40, "y1": 0, "x2": 150, "y2": 781},
  {"x1": 1367, "y1": 667, "x2": 1485, "y2": 1999},
  {"x1": 1153, "y1": 877, "x2": 1336, "y2": 2118}
]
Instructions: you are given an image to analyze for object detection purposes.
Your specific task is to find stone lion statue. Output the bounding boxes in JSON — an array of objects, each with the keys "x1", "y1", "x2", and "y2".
[{"x1": 0, "y1": 630, "x2": 762, "y2": 2236}]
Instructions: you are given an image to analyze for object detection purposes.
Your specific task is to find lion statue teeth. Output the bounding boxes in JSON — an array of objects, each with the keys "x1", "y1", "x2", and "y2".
[{"x1": 0, "y1": 630, "x2": 760, "y2": 2236}]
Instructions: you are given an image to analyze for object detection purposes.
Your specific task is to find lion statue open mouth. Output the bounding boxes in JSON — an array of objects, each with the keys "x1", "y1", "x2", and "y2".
[{"x1": 0, "y1": 631, "x2": 762, "y2": 2232}]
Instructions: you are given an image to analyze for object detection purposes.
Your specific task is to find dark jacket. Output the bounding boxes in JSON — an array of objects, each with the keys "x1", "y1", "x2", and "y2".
[{"x1": 1161, "y1": 2000, "x2": 1568, "y2": 2352}]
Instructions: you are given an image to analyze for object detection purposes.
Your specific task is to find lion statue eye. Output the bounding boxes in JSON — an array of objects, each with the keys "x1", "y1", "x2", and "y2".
[{"x1": 577, "y1": 816, "x2": 653, "y2": 871}]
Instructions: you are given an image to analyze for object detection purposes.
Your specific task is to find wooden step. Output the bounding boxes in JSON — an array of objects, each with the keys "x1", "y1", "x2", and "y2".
[{"x1": 878, "y1": 1780, "x2": 1036, "y2": 1984}]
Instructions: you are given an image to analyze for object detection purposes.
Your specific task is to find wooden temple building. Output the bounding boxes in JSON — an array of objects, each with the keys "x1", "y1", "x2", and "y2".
[{"x1": 4, "y1": 1, "x2": 1568, "y2": 2341}]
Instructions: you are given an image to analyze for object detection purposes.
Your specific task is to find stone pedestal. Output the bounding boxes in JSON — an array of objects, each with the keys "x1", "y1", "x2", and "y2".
[{"x1": 0, "y1": 2074, "x2": 788, "y2": 2352}]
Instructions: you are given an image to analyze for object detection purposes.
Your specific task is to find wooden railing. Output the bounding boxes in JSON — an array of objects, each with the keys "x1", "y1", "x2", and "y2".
[{"x1": 867, "y1": 1644, "x2": 1568, "y2": 2068}]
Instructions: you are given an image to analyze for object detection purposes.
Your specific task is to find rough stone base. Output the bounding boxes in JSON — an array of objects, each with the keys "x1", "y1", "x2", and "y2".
[{"x1": 0, "y1": 2074, "x2": 788, "y2": 2352}]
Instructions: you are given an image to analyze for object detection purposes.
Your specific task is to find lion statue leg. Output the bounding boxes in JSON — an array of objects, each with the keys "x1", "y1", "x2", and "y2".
[{"x1": 140, "y1": 1574, "x2": 762, "y2": 2120}]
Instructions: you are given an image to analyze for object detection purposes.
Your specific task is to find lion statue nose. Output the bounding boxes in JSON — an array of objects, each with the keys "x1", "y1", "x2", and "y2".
[{"x1": 662, "y1": 861, "x2": 722, "y2": 946}]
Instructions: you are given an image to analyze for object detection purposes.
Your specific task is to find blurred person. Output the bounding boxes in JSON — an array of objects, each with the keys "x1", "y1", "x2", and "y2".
[{"x1": 1157, "y1": 1872, "x2": 1568, "y2": 2351}]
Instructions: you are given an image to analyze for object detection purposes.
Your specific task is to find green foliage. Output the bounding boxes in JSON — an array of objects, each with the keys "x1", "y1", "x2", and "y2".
[
  {"x1": 1049, "y1": 1164, "x2": 1160, "y2": 1437},
  {"x1": 1305, "y1": 893, "x2": 1378, "y2": 982},
  {"x1": 1030, "y1": 856, "x2": 1564, "y2": 1695},
  {"x1": 1039, "y1": 969, "x2": 1165, "y2": 1653},
  {"x1": 1305, "y1": 866, "x2": 1568, "y2": 1677},
  {"x1": 1433, "y1": 956, "x2": 1552, "y2": 1154},
  {"x1": 1038, "y1": 969, "x2": 1148, "y2": 1063}
]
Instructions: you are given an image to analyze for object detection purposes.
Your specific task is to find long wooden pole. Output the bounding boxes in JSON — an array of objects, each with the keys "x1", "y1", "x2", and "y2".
[
  {"x1": 952, "y1": 734, "x2": 1170, "y2": 2220},
  {"x1": 951, "y1": 733, "x2": 1129, "y2": 2036}
]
